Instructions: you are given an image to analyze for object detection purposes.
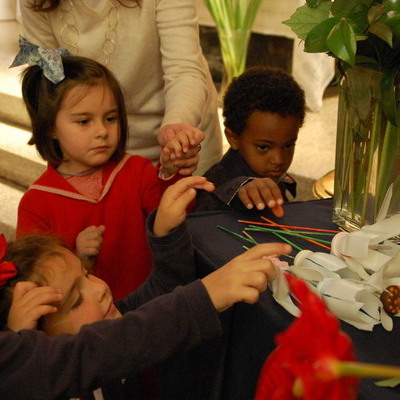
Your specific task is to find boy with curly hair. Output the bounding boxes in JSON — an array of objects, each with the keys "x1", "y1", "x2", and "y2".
[{"x1": 195, "y1": 67, "x2": 305, "y2": 216}]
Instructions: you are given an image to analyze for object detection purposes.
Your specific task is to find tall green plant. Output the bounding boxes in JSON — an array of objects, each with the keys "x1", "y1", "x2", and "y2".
[
  {"x1": 203, "y1": 0, "x2": 264, "y2": 92},
  {"x1": 283, "y1": 0, "x2": 400, "y2": 228}
]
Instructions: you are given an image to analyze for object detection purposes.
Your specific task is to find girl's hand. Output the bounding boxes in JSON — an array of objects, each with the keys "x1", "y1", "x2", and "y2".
[
  {"x1": 237, "y1": 178, "x2": 285, "y2": 217},
  {"x1": 159, "y1": 124, "x2": 205, "y2": 176},
  {"x1": 7, "y1": 282, "x2": 62, "y2": 332},
  {"x1": 76, "y1": 225, "x2": 106, "y2": 258},
  {"x1": 201, "y1": 243, "x2": 292, "y2": 312},
  {"x1": 154, "y1": 176, "x2": 214, "y2": 237}
]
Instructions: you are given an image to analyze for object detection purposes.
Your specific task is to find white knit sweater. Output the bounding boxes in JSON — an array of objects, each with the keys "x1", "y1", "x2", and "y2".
[{"x1": 20, "y1": 0, "x2": 222, "y2": 174}]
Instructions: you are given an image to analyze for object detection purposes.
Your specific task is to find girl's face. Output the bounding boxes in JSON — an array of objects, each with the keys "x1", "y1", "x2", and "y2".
[
  {"x1": 37, "y1": 247, "x2": 122, "y2": 336},
  {"x1": 53, "y1": 84, "x2": 120, "y2": 175},
  {"x1": 226, "y1": 111, "x2": 300, "y2": 182}
]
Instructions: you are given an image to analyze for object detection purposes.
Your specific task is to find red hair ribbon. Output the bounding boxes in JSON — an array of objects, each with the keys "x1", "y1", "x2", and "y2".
[{"x1": 0, "y1": 234, "x2": 17, "y2": 287}]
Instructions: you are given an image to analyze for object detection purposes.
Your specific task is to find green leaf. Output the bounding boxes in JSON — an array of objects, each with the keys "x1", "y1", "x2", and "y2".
[
  {"x1": 383, "y1": 0, "x2": 400, "y2": 12},
  {"x1": 327, "y1": 19, "x2": 357, "y2": 65},
  {"x1": 346, "y1": 3, "x2": 371, "y2": 33},
  {"x1": 305, "y1": 17, "x2": 340, "y2": 52},
  {"x1": 282, "y1": 2, "x2": 331, "y2": 41},
  {"x1": 368, "y1": 4, "x2": 386, "y2": 23},
  {"x1": 331, "y1": 0, "x2": 372, "y2": 18},
  {"x1": 384, "y1": 15, "x2": 400, "y2": 38},
  {"x1": 369, "y1": 21, "x2": 394, "y2": 46}
]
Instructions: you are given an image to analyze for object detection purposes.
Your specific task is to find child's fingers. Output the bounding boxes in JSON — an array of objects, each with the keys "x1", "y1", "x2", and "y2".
[
  {"x1": 175, "y1": 126, "x2": 205, "y2": 148},
  {"x1": 154, "y1": 177, "x2": 214, "y2": 236},
  {"x1": 238, "y1": 180, "x2": 269, "y2": 209},
  {"x1": 12, "y1": 281, "x2": 39, "y2": 301},
  {"x1": 253, "y1": 179, "x2": 282, "y2": 209},
  {"x1": 271, "y1": 203, "x2": 285, "y2": 218},
  {"x1": 166, "y1": 176, "x2": 214, "y2": 196},
  {"x1": 237, "y1": 188, "x2": 254, "y2": 209},
  {"x1": 237, "y1": 285, "x2": 263, "y2": 305},
  {"x1": 164, "y1": 136, "x2": 190, "y2": 156},
  {"x1": 238, "y1": 179, "x2": 284, "y2": 211},
  {"x1": 244, "y1": 270, "x2": 270, "y2": 293},
  {"x1": 238, "y1": 243, "x2": 292, "y2": 262},
  {"x1": 189, "y1": 128, "x2": 205, "y2": 146},
  {"x1": 13, "y1": 284, "x2": 62, "y2": 306}
]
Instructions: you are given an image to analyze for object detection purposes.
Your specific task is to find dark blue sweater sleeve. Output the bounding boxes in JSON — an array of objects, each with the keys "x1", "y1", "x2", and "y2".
[{"x1": 0, "y1": 281, "x2": 220, "y2": 400}]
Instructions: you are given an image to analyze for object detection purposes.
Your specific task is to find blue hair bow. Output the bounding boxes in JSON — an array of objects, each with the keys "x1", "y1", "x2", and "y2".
[{"x1": 10, "y1": 36, "x2": 70, "y2": 84}]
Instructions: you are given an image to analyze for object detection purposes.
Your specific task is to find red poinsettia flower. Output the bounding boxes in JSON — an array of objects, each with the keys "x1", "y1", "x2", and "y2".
[
  {"x1": 255, "y1": 273, "x2": 359, "y2": 400},
  {"x1": 0, "y1": 234, "x2": 17, "y2": 288}
]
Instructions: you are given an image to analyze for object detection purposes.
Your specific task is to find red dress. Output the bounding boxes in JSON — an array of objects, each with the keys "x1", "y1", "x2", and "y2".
[{"x1": 16, "y1": 154, "x2": 181, "y2": 300}]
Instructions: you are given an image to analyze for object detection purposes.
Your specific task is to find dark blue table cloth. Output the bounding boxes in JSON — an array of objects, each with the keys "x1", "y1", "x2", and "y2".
[{"x1": 159, "y1": 199, "x2": 400, "y2": 400}]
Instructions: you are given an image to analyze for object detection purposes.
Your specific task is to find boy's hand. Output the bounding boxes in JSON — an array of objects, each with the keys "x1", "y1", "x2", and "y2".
[
  {"x1": 76, "y1": 225, "x2": 105, "y2": 258},
  {"x1": 7, "y1": 282, "x2": 62, "y2": 332},
  {"x1": 159, "y1": 124, "x2": 205, "y2": 176},
  {"x1": 237, "y1": 178, "x2": 284, "y2": 217},
  {"x1": 154, "y1": 176, "x2": 214, "y2": 237},
  {"x1": 201, "y1": 243, "x2": 291, "y2": 312}
]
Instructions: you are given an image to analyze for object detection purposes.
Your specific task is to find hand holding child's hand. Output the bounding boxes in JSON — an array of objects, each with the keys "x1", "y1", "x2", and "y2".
[
  {"x1": 159, "y1": 124, "x2": 205, "y2": 176},
  {"x1": 76, "y1": 225, "x2": 106, "y2": 258},
  {"x1": 154, "y1": 176, "x2": 214, "y2": 237},
  {"x1": 7, "y1": 281, "x2": 62, "y2": 332},
  {"x1": 238, "y1": 178, "x2": 284, "y2": 217},
  {"x1": 201, "y1": 242, "x2": 291, "y2": 312}
]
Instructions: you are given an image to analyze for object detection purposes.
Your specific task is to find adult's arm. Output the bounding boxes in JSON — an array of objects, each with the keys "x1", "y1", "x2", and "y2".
[
  {"x1": 157, "y1": 0, "x2": 211, "y2": 128},
  {"x1": 0, "y1": 281, "x2": 220, "y2": 400},
  {"x1": 19, "y1": 0, "x2": 60, "y2": 48}
]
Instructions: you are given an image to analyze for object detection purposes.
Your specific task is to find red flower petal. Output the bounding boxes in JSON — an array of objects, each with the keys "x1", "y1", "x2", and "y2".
[{"x1": 255, "y1": 273, "x2": 359, "y2": 400}]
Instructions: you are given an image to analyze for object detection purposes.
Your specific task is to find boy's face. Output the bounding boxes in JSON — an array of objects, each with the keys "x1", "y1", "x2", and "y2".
[
  {"x1": 226, "y1": 111, "x2": 300, "y2": 182},
  {"x1": 36, "y1": 247, "x2": 122, "y2": 336}
]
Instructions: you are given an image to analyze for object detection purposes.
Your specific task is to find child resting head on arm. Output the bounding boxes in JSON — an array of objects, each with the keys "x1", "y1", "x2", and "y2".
[
  {"x1": 0, "y1": 177, "x2": 291, "y2": 391},
  {"x1": 195, "y1": 66, "x2": 306, "y2": 217}
]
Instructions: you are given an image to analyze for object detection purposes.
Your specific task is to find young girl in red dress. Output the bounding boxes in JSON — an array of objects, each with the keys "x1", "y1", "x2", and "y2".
[{"x1": 13, "y1": 39, "x2": 203, "y2": 299}]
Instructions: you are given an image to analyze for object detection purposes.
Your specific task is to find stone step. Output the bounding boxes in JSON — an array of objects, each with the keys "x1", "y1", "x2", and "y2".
[
  {"x1": 0, "y1": 121, "x2": 46, "y2": 188},
  {"x1": 0, "y1": 177, "x2": 25, "y2": 240},
  {"x1": 0, "y1": 120, "x2": 46, "y2": 238}
]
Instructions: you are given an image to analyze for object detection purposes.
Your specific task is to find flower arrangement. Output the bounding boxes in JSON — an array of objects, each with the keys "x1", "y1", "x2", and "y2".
[
  {"x1": 255, "y1": 273, "x2": 400, "y2": 399},
  {"x1": 202, "y1": 0, "x2": 264, "y2": 94},
  {"x1": 282, "y1": 0, "x2": 400, "y2": 121},
  {"x1": 283, "y1": 0, "x2": 400, "y2": 229}
]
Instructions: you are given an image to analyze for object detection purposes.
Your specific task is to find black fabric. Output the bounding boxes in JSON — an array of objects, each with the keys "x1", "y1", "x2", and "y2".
[{"x1": 168, "y1": 198, "x2": 400, "y2": 400}]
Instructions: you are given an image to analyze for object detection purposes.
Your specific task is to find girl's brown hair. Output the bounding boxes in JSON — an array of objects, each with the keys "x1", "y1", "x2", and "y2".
[
  {"x1": 21, "y1": 55, "x2": 128, "y2": 166},
  {"x1": 0, "y1": 235, "x2": 63, "y2": 329},
  {"x1": 28, "y1": 0, "x2": 140, "y2": 11}
]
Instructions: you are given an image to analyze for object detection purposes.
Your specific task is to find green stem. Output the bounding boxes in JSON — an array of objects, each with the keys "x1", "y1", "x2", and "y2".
[
  {"x1": 203, "y1": 1, "x2": 264, "y2": 88},
  {"x1": 360, "y1": 100, "x2": 381, "y2": 224},
  {"x1": 245, "y1": 227, "x2": 332, "y2": 245},
  {"x1": 375, "y1": 120, "x2": 400, "y2": 215},
  {"x1": 337, "y1": 361, "x2": 400, "y2": 380}
]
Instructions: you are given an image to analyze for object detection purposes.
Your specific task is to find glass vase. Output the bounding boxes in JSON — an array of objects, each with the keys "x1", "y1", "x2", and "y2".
[
  {"x1": 217, "y1": 28, "x2": 251, "y2": 103},
  {"x1": 333, "y1": 66, "x2": 400, "y2": 231}
]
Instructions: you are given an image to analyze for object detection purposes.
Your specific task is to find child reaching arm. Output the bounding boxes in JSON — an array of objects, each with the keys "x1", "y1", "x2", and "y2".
[{"x1": 1, "y1": 176, "x2": 290, "y2": 399}]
